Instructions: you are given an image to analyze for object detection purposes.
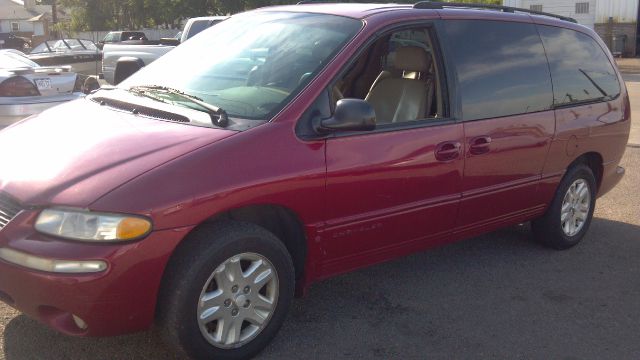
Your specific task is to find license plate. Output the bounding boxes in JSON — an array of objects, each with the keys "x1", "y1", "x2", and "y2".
[{"x1": 34, "y1": 78, "x2": 52, "y2": 90}]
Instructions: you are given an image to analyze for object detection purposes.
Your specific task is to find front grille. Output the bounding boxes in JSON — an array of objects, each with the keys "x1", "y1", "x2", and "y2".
[{"x1": 0, "y1": 192, "x2": 22, "y2": 231}]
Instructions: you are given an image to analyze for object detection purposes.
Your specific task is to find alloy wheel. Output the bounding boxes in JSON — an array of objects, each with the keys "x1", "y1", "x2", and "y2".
[
  {"x1": 197, "y1": 252, "x2": 279, "y2": 349},
  {"x1": 560, "y1": 179, "x2": 591, "y2": 237}
]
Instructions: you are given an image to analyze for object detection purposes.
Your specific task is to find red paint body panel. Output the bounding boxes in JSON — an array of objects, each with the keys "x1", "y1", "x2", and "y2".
[
  {"x1": 0, "y1": 209, "x2": 193, "y2": 336},
  {"x1": 457, "y1": 111, "x2": 555, "y2": 237},
  {"x1": 0, "y1": 100, "x2": 235, "y2": 207},
  {"x1": 319, "y1": 124, "x2": 464, "y2": 277},
  {"x1": 0, "y1": 4, "x2": 630, "y2": 338}
]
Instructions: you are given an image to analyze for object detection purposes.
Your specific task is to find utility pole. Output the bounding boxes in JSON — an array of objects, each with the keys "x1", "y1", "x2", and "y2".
[
  {"x1": 51, "y1": 0, "x2": 58, "y2": 25},
  {"x1": 51, "y1": 0, "x2": 58, "y2": 38}
]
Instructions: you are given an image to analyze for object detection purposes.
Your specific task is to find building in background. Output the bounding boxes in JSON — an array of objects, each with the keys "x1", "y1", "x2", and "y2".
[
  {"x1": 0, "y1": 0, "x2": 56, "y2": 46},
  {"x1": 504, "y1": 0, "x2": 640, "y2": 57}
]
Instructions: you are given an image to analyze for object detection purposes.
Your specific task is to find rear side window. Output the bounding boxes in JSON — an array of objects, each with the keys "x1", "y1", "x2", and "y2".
[
  {"x1": 187, "y1": 20, "x2": 212, "y2": 39},
  {"x1": 103, "y1": 33, "x2": 117, "y2": 42},
  {"x1": 538, "y1": 25, "x2": 620, "y2": 106},
  {"x1": 441, "y1": 20, "x2": 553, "y2": 121}
]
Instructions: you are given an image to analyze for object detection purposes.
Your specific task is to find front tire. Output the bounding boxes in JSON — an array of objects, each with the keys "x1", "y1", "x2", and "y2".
[
  {"x1": 158, "y1": 221, "x2": 295, "y2": 359},
  {"x1": 532, "y1": 164, "x2": 597, "y2": 249}
]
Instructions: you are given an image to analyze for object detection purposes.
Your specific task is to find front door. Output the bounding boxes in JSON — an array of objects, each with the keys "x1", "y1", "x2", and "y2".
[{"x1": 316, "y1": 25, "x2": 464, "y2": 277}]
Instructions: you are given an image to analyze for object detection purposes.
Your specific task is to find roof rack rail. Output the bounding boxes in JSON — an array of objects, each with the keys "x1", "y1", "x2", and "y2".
[{"x1": 413, "y1": 1, "x2": 577, "y2": 23}]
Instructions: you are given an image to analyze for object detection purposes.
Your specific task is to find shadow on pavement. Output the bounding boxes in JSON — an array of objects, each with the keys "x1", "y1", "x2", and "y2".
[{"x1": 4, "y1": 217, "x2": 640, "y2": 359}]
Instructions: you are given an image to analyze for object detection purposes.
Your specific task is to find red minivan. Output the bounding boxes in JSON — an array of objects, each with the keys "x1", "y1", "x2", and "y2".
[{"x1": 0, "y1": 2, "x2": 630, "y2": 359}]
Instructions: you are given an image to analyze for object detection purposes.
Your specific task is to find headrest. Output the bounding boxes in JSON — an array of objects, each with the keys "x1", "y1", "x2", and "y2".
[{"x1": 393, "y1": 46, "x2": 430, "y2": 72}]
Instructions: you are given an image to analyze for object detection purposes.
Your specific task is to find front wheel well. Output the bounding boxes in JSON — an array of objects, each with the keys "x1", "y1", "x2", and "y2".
[{"x1": 202, "y1": 205, "x2": 308, "y2": 283}]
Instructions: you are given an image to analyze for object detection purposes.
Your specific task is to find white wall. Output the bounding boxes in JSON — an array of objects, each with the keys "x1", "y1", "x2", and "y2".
[
  {"x1": 0, "y1": 19, "x2": 35, "y2": 33},
  {"x1": 504, "y1": 0, "x2": 638, "y2": 26},
  {"x1": 503, "y1": 0, "x2": 597, "y2": 28},
  {"x1": 33, "y1": 22, "x2": 43, "y2": 36},
  {"x1": 595, "y1": 0, "x2": 638, "y2": 23}
]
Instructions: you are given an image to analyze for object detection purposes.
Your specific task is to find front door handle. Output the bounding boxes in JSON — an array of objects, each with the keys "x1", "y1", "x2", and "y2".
[
  {"x1": 435, "y1": 141, "x2": 462, "y2": 162},
  {"x1": 469, "y1": 136, "x2": 492, "y2": 155}
]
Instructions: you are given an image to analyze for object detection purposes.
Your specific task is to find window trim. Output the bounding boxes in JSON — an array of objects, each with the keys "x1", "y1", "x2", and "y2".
[
  {"x1": 299, "y1": 20, "x2": 455, "y2": 140},
  {"x1": 11, "y1": 22, "x2": 20, "y2": 32}
]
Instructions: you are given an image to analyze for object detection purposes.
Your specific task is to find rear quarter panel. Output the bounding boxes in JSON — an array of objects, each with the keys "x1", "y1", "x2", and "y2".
[{"x1": 533, "y1": 20, "x2": 630, "y2": 201}]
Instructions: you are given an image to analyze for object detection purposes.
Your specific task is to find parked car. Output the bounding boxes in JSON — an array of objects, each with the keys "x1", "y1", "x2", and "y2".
[
  {"x1": 101, "y1": 16, "x2": 227, "y2": 85},
  {"x1": 180, "y1": 16, "x2": 228, "y2": 44},
  {"x1": 29, "y1": 39, "x2": 102, "y2": 76},
  {"x1": 0, "y1": 2, "x2": 630, "y2": 359},
  {"x1": 0, "y1": 49, "x2": 84, "y2": 128},
  {"x1": 98, "y1": 31, "x2": 181, "y2": 48},
  {"x1": 99, "y1": 31, "x2": 148, "y2": 48},
  {"x1": 0, "y1": 33, "x2": 31, "y2": 50}
]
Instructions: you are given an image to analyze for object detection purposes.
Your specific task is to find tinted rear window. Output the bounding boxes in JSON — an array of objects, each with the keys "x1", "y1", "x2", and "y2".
[
  {"x1": 187, "y1": 20, "x2": 212, "y2": 39},
  {"x1": 538, "y1": 25, "x2": 620, "y2": 106},
  {"x1": 442, "y1": 20, "x2": 553, "y2": 121}
]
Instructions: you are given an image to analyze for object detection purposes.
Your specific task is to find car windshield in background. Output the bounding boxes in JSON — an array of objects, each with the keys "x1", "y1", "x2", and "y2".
[
  {"x1": 0, "y1": 51, "x2": 37, "y2": 68},
  {"x1": 121, "y1": 12, "x2": 363, "y2": 120},
  {"x1": 30, "y1": 39, "x2": 96, "y2": 54}
]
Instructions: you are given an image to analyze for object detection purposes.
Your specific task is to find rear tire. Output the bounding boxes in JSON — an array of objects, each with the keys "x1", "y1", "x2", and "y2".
[
  {"x1": 532, "y1": 164, "x2": 597, "y2": 249},
  {"x1": 157, "y1": 221, "x2": 295, "y2": 359}
]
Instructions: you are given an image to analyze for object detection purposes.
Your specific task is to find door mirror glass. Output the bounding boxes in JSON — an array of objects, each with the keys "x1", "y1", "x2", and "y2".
[{"x1": 314, "y1": 98, "x2": 376, "y2": 134}]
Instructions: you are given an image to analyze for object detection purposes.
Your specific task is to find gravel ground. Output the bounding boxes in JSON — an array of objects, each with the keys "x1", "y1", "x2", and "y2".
[{"x1": 1, "y1": 94, "x2": 639, "y2": 359}]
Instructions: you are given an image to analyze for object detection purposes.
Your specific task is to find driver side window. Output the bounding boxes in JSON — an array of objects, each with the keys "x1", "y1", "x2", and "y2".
[{"x1": 333, "y1": 27, "x2": 445, "y2": 125}]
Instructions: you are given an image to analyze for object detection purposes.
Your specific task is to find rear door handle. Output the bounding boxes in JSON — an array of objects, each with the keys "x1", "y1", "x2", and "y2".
[
  {"x1": 435, "y1": 141, "x2": 462, "y2": 162},
  {"x1": 469, "y1": 136, "x2": 492, "y2": 155}
]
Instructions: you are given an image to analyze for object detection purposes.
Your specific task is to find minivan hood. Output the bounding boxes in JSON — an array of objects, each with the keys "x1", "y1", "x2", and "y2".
[{"x1": 0, "y1": 99, "x2": 235, "y2": 207}]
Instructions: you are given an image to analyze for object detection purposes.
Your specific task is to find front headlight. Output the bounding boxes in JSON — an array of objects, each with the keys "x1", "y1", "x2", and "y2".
[{"x1": 35, "y1": 209, "x2": 152, "y2": 242}]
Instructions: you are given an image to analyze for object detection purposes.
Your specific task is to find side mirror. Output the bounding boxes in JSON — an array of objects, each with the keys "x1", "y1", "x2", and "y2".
[{"x1": 314, "y1": 98, "x2": 376, "y2": 134}]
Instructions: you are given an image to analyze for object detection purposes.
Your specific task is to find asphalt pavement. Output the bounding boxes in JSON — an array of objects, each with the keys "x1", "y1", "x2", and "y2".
[{"x1": 0, "y1": 91, "x2": 639, "y2": 359}]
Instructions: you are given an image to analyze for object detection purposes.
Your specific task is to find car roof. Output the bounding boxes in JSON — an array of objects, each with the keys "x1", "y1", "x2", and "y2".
[
  {"x1": 188, "y1": 16, "x2": 229, "y2": 21},
  {"x1": 256, "y1": 3, "x2": 409, "y2": 19},
  {"x1": 255, "y1": 2, "x2": 578, "y2": 28}
]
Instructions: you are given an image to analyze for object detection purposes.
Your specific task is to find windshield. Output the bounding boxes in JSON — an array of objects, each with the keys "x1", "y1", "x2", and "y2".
[
  {"x1": 30, "y1": 42, "x2": 49, "y2": 53},
  {"x1": 0, "y1": 51, "x2": 38, "y2": 68},
  {"x1": 103, "y1": 32, "x2": 118, "y2": 42},
  {"x1": 80, "y1": 39, "x2": 97, "y2": 50},
  {"x1": 121, "y1": 12, "x2": 362, "y2": 120}
]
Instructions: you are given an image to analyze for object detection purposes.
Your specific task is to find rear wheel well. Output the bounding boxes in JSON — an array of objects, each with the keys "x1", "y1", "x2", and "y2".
[
  {"x1": 572, "y1": 152, "x2": 603, "y2": 190},
  {"x1": 114, "y1": 57, "x2": 145, "y2": 85},
  {"x1": 203, "y1": 205, "x2": 307, "y2": 283}
]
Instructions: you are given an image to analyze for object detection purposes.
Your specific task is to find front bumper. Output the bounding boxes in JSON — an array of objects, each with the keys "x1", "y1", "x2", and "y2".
[
  {"x1": 0, "y1": 210, "x2": 193, "y2": 336},
  {"x1": 0, "y1": 93, "x2": 84, "y2": 128}
]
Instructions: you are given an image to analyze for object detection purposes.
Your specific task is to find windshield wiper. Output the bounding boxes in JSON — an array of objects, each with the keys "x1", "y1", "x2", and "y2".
[
  {"x1": 578, "y1": 68, "x2": 609, "y2": 98},
  {"x1": 129, "y1": 85, "x2": 229, "y2": 127}
]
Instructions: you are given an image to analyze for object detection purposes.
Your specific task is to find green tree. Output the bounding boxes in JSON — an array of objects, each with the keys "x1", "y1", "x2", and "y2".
[{"x1": 55, "y1": 0, "x2": 505, "y2": 31}]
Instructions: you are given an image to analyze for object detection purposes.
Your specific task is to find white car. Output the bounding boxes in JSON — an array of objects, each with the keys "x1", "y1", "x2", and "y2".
[{"x1": 0, "y1": 49, "x2": 85, "y2": 128}]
